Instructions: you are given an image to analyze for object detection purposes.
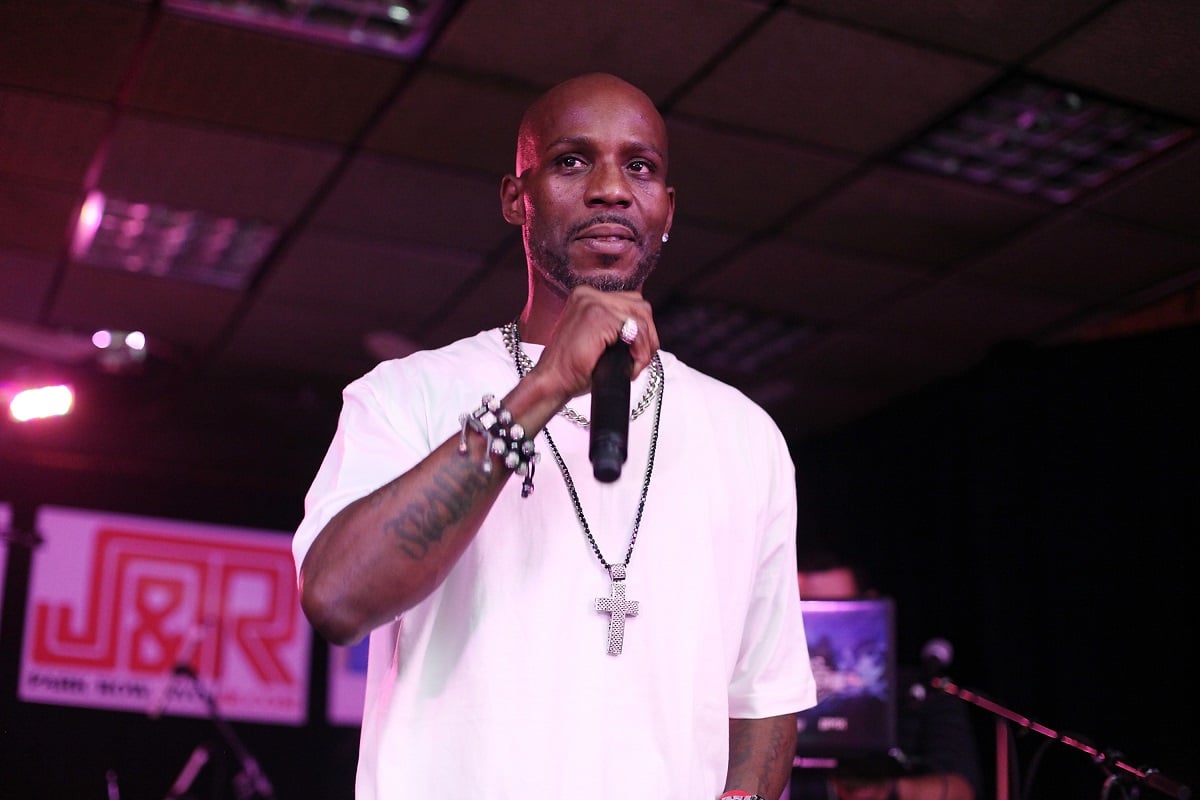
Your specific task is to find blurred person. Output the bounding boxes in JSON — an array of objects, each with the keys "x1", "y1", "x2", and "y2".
[{"x1": 792, "y1": 549, "x2": 982, "y2": 800}]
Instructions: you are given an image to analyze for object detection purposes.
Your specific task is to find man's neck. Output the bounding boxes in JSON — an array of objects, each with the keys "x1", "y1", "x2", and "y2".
[{"x1": 518, "y1": 284, "x2": 568, "y2": 345}]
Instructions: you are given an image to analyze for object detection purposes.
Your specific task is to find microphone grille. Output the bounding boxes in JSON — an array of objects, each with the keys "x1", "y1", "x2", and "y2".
[{"x1": 921, "y1": 637, "x2": 954, "y2": 668}]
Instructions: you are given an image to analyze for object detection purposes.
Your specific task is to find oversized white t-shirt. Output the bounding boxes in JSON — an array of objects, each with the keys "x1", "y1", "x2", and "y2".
[{"x1": 293, "y1": 329, "x2": 816, "y2": 799}]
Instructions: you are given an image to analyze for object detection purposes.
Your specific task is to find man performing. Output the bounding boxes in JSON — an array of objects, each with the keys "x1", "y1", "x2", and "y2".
[{"x1": 293, "y1": 72, "x2": 816, "y2": 800}]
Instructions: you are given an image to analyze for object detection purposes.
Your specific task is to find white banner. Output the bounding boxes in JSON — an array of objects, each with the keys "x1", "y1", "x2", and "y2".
[{"x1": 19, "y1": 505, "x2": 311, "y2": 725}]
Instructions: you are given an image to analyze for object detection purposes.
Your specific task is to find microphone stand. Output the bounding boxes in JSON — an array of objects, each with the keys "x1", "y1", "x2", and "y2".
[
  {"x1": 163, "y1": 665, "x2": 276, "y2": 800},
  {"x1": 930, "y1": 675, "x2": 1190, "y2": 800}
]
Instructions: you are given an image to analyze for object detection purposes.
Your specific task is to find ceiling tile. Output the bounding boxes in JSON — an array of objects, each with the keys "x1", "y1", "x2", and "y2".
[
  {"x1": 788, "y1": 0, "x2": 1110, "y2": 62},
  {"x1": 0, "y1": 248, "x2": 59, "y2": 322},
  {"x1": 786, "y1": 165, "x2": 1052, "y2": 267},
  {"x1": 99, "y1": 114, "x2": 343, "y2": 221},
  {"x1": 1030, "y1": 0, "x2": 1200, "y2": 121},
  {"x1": 422, "y1": 242, "x2": 529, "y2": 349},
  {"x1": 0, "y1": 182, "x2": 79, "y2": 256},
  {"x1": 957, "y1": 210, "x2": 1200, "y2": 302},
  {"x1": 259, "y1": 229, "x2": 484, "y2": 319},
  {"x1": 693, "y1": 237, "x2": 928, "y2": 322},
  {"x1": 129, "y1": 12, "x2": 407, "y2": 143},
  {"x1": 365, "y1": 69, "x2": 536, "y2": 176},
  {"x1": 0, "y1": 91, "x2": 110, "y2": 187},
  {"x1": 1082, "y1": 138, "x2": 1200, "y2": 240},
  {"x1": 674, "y1": 9, "x2": 999, "y2": 154},
  {"x1": 857, "y1": 277, "x2": 1082, "y2": 344},
  {"x1": 429, "y1": 0, "x2": 765, "y2": 100},
  {"x1": 644, "y1": 220, "x2": 746, "y2": 302},
  {"x1": 311, "y1": 153, "x2": 513, "y2": 250},
  {"x1": 0, "y1": 0, "x2": 148, "y2": 101},
  {"x1": 667, "y1": 116, "x2": 858, "y2": 232},
  {"x1": 221, "y1": 296, "x2": 400, "y2": 380}
]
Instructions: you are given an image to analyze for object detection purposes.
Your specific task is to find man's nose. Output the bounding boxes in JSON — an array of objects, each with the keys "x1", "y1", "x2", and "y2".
[{"x1": 586, "y1": 161, "x2": 632, "y2": 207}]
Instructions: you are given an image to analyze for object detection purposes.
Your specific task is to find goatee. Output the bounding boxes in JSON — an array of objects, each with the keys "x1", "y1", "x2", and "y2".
[{"x1": 528, "y1": 216, "x2": 661, "y2": 294}]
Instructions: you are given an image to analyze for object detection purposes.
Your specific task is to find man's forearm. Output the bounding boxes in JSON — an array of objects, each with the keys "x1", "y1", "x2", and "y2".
[{"x1": 725, "y1": 713, "x2": 797, "y2": 799}]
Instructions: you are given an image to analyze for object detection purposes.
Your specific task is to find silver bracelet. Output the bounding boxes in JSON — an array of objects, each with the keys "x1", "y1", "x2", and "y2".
[{"x1": 458, "y1": 394, "x2": 539, "y2": 497}]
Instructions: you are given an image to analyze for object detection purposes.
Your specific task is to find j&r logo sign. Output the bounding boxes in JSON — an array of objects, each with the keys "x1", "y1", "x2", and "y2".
[{"x1": 19, "y1": 506, "x2": 311, "y2": 725}]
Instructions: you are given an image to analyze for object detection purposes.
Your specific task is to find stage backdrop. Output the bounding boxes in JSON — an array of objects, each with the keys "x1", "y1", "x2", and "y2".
[{"x1": 19, "y1": 505, "x2": 311, "y2": 725}]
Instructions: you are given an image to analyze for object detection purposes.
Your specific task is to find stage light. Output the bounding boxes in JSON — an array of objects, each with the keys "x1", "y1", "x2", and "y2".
[
  {"x1": 7, "y1": 384, "x2": 74, "y2": 422},
  {"x1": 91, "y1": 329, "x2": 150, "y2": 373}
]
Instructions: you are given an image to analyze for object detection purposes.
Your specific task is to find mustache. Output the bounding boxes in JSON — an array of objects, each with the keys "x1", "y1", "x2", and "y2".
[{"x1": 568, "y1": 214, "x2": 643, "y2": 241}]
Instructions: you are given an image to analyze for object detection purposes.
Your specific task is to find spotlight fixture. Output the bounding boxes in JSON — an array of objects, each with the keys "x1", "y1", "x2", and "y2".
[
  {"x1": 895, "y1": 75, "x2": 1195, "y2": 204},
  {"x1": 92, "y1": 329, "x2": 150, "y2": 373},
  {"x1": 167, "y1": 0, "x2": 461, "y2": 60},
  {"x1": 71, "y1": 191, "x2": 279, "y2": 290}
]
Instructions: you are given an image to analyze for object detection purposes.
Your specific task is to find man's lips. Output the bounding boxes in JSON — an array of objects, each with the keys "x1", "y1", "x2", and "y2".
[{"x1": 576, "y1": 223, "x2": 635, "y2": 241}]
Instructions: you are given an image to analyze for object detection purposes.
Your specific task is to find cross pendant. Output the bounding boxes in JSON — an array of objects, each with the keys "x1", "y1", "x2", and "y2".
[{"x1": 594, "y1": 564, "x2": 639, "y2": 655}]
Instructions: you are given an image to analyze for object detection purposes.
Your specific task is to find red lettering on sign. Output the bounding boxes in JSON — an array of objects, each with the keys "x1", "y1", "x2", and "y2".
[{"x1": 31, "y1": 526, "x2": 300, "y2": 687}]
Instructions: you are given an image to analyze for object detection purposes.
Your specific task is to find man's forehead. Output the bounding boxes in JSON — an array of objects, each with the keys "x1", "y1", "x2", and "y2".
[{"x1": 520, "y1": 97, "x2": 668, "y2": 165}]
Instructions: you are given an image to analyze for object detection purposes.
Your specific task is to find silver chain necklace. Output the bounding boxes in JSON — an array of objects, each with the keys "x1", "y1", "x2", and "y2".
[
  {"x1": 502, "y1": 321, "x2": 661, "y2": 428},
  {"x1": 501, "y1": 321, "x2": 664, "y2": 656}
]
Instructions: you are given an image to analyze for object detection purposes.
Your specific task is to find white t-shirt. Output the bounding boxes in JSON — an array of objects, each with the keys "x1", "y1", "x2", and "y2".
[{"x1": 293, "y1": 328, "x2": 816, "y2": 799}]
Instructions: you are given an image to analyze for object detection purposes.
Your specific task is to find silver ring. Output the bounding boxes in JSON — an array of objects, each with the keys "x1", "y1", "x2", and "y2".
[{"x1": 619, "y1": 317, "x2": 639, "y2": 344}]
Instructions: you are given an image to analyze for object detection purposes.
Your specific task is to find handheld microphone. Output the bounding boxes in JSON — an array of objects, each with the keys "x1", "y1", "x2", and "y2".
[{"x1": 589, "y1": 341, "x2": 632, "y2": 482}]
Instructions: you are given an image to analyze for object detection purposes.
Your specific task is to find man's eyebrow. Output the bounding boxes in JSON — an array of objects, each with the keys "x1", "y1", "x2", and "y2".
[{"x1": 544, "y1": 136, "x2": 666, "y2": 162}]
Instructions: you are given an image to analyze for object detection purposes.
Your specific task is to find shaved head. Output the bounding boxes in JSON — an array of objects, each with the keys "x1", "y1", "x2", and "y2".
[{"x1": 516, "y1": 73, "x2": 669, "y2": 177}]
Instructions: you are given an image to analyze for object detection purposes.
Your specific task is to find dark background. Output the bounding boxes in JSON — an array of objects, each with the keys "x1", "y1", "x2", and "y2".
[{"x1": 2, "y1": 320, "x2": 1196, "y2": 800}]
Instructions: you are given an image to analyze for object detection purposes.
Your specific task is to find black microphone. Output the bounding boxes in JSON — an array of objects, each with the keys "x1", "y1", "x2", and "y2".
[
  {"x1": 920, "y1": 637, "x2": 954, "y2": 678},
  {"x1": 589, "y1": 341, "x2": 632, "y2": 482},
  {"x1": 909, "y1": 637, "x2": 955, "y2": 704},
  {"x1": 148, "y1": 623, "x2": 206, "y2": 719}
]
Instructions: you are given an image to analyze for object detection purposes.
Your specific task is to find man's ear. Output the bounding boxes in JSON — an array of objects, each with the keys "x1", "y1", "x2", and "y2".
[
  {"x1": 663, "y1": 185, "x2": 675, "y2": 239},
  {"x1": 500, "y1": 174, "x2": 525, "y2": 226}
]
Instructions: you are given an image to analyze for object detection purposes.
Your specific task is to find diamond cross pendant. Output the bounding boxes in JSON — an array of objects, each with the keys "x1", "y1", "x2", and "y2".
[{"x1": 594, "y1": 564, "x2": 639, "y2": 655}]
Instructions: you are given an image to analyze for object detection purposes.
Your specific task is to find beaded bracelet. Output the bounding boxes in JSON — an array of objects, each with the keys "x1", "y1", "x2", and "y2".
[{"x1": 458, "y1": 393, "x2": 539, "y2": 497}]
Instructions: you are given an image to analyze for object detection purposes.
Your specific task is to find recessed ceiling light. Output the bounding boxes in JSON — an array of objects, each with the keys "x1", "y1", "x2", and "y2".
[
  {"x1": 895, "y1": 75, "x2": 1195, "y2": 204},
  {"x1": 166, "y1": 0, "x2": 460, "y2": 60},
  {"x1": 71, "y1": 191, "x2": 279, "y2": 290}
]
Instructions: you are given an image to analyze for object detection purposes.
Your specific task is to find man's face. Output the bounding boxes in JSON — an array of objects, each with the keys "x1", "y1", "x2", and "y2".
[
  {"x1": 505, "y1": 77, "x2": 675, "y2": 296},
  {"x1": 797, "y1": 567, "x2": 861, "y2": 600}
]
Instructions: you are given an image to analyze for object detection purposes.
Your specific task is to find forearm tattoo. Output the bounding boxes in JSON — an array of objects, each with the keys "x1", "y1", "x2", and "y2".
[{"x1": 385, "y1": 455, "x2": 493, "y2": 560}]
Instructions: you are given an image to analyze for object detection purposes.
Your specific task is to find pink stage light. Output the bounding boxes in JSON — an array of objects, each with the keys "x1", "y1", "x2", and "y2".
[{"x1": 7, "y1": 384, "x2": 75, "y2": 421}]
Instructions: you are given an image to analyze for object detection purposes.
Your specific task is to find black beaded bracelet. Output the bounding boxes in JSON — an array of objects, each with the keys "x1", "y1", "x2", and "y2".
[{"x1": 458, "y1": 394, "x2": 539, "y2": 497}]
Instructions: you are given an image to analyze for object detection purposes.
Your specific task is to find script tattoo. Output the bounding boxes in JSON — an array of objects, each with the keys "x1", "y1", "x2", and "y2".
[{"x1": 387, "y1": 457, "x2": 491, "y2": 560}]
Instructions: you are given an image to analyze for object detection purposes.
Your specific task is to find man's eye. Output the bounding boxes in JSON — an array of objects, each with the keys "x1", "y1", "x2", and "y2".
[
  {"x1": 558, "y1": 155, "x2": 584, "y2": 168},
  {"x1": 628, "y1": 160, "x2": 655, "y2": 174}
]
